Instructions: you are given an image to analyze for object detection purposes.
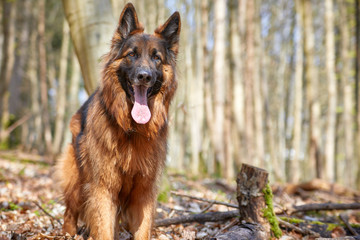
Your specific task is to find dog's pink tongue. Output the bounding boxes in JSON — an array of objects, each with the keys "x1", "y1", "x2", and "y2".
[{"x1": 131, "y1": 85, "x2": 151, "y2": 124}]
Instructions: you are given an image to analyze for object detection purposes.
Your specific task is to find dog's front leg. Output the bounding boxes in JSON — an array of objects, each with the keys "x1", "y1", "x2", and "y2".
[
  {"x1": 126, "y1": 178, "x2": 157, "y2": 240},
  {"x1": 84, "y1": 186, "x2": 117, "y2": 240}
]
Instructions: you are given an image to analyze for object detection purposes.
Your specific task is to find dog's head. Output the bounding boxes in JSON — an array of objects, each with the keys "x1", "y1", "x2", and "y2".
[{"x1": 102, "y1": 3, "x2": 181, "y2": 126}]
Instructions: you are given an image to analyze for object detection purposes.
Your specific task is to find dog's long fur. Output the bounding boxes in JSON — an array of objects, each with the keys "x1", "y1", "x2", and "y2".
[{"x1": 56, "y1": 3, "x2": 180, "y2": 239}]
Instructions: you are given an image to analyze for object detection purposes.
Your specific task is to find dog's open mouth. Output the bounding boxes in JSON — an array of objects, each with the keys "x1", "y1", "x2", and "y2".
[{"x1": 130, "y1": 84, "x2": 151, "y2": 124}]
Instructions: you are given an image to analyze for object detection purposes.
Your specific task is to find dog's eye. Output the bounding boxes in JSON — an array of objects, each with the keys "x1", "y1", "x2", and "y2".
[
  {"x1": 127, "y1": 52, "x2": 135, "y2": 57},
  {"x1": 153, "y1": 55, "x2": 161, "y2": 61}
]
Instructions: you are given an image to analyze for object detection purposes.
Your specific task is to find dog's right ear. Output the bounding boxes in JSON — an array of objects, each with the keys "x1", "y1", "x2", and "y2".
[{"x1": 117, "y1": 3, "x2": 143, "y2": 39}]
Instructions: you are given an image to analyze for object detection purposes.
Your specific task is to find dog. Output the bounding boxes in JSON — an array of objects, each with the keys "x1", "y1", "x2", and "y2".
[{"x1": 56, "y1": 3, "x2": 180, "y2": 239}]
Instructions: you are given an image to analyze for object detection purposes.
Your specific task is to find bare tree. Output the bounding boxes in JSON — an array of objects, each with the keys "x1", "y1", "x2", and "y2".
[
  {"x1": 0, "y1": 0, "x2": 16, "y2": 141},
  {"x1": 290, "y1": 0, "x2": 304, "y2": 183},
  {"x1": 38, "y1": 0, "x2": 53, "y2": 156},
  {"x1": 302, "y1": 0, "x2": 321, "y2": 179},
  {"x1": 339, "y1": 1, "x2": 353, "y2": 186},
  {"x1": 324, "y1": 0, "x2": 337, "y2": 182},
  {"x1": 53, "y1": 20, "x2": 70, "y2": 155},
  {"x1": 62, "y1": 0, "x2": 115, "y2": 94},
  {"x1": 213, "y1": 0, "x2": 226, "y2": 177},
  {"x1": 244, "y1": 0, "x2": 256, "y2": 165}
]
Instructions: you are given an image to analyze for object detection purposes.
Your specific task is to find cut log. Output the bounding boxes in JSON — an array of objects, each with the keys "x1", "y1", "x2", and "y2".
[{"x1": 236, "y1": 163, "x2": 281, "y2": 238}]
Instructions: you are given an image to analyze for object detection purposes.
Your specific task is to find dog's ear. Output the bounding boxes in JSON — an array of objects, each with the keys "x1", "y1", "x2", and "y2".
[
  {"x1": 117, "y1": 3, "x2": 143, "y2": 39},
  {"x1": 155, "y1": 12, "x2": 181, "y2": 55}
]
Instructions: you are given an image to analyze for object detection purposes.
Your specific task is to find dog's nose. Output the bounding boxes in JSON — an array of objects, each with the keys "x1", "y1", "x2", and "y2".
[{"x1": 137, "y1": 70, "x2": 152, "y2": 83}]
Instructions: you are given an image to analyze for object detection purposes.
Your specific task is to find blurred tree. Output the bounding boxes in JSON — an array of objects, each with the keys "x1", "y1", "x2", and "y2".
[
  {"x1": 38, "y1": 0, "x2": 53, "y2": 156},
  {"x1": 302, "y1": 0, "x2": 321, "y2": 179},
  {"x1": 324, "y1": 0, "x2": 336, "y2": 182},
  {"x1": 53, "y1": 20, "x2": 70, "y2": 155},
  {"x1": 290, "y1": 0, "x2": 304, "y2": 183},
  {"x1": 62, "y1": 0, "x2": 115, "y2": 94},
  {"x1": 0, "y1": 0, "x2": 16, "y2": 142}
]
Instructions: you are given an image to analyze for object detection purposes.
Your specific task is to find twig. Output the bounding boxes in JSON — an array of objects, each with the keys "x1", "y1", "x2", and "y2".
[
  {"x1": 339, "y1": 213, "x2": 359, "y2": 236},
  {"x1": 170, "y1": 191, "x2": 238, "y2": 209},
  {"x1": 200, "y1": 201, "x2": 215, "y2": 213},
  {"x1": 292, "y1": 202, "x2": 360, "y2": 213},
  {"x1": 155, "y1": 210, "x2": 238, "y2": 227},
  {"x1": 33, "y1": 201, "x2": 62, "y2": 226},
  {"x1": 277, "y1": 217, "x2": 320, "y2": 237}
]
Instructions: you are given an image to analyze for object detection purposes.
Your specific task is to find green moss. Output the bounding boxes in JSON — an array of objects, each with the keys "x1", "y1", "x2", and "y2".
[
  {"x1": 326, "y1": 223, "x2": 338, "y2": 231},
  {"x1": 279, "y1": 216, "x2": 305, "y2": 224},
  {"x1": 262, "y1": 183, "x2": 282, "y2": 238},
  {"x1": 157, "y1": 174, "x2": 172, "y2": 203}
]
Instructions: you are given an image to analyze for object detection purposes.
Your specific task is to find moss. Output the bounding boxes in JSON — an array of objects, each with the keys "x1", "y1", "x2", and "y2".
[
  {"x1": 262, "y1": 183, "x2": 282, "y2": 238},
  {"x1": 326, "y1": 223, "x2": 338, "y2": 231},
  {"x1": 279, "y1": 216, "x2": 305, "y2": 224}
]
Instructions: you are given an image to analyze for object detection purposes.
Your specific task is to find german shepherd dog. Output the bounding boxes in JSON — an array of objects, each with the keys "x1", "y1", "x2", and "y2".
[{"x1": 56, "y1": 3, "x2": 180, "y2": 239}]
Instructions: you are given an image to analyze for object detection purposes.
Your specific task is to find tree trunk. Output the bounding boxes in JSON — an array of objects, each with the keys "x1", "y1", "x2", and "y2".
[
  {"x1": 38, "y1": 0, "x2": 53, "y2": 156},
  {"x1": 355, "y1": 0, "x2": 360, "y2": 188},
  {"x1": 62, "y1": 51, "x2": 81, "y2": 151},
  {"x1": 231, "y1": 0, "x2": 245, "y2": 168},
  {"x1": 253, "y1": 4, "x2": 265, "y2": 167},
  {"x1": 28, "y1": 9, "x2": 42, "y2": 152},
  {"x1": 213, "y1": 0, "x2": 226, "y2": 176},
  {"x1": 324, "y1": 0, "x2": 337, "y2": 182},
  {"x1": 189, "y1": 0, "x2": 205, "y2": 175},
  {"x1": 302, "y1": 0, "x2": 321, "y2": 179},
  {"x1": 0, "y1": 0, "x2": 16, "y2": 142},
  {"x1": 62, "y1": 0, "x2": 115, "y2": 95},
  {"x1": 290, "y1": 0, "x2": 304, "y2": 183},
  {"x1": 53, "y1": 20, "x2": 70, "y2": 155},
  {"x1": 244, "y1": 0, "x2": 255, "y2": 165}
]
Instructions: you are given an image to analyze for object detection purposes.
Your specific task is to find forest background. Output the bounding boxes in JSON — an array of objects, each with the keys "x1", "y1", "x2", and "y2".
[{"x1": 0, "y1": 0, "x2": 359, "y2": 189}]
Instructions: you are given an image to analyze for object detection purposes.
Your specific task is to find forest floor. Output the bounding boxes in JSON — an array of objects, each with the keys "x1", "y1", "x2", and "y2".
[{"x1": 0, "y1": 150, "x2": 360, "y2": 240}]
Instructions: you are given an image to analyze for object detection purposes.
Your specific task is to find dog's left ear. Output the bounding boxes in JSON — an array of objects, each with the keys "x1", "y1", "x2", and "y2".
[
  {"x1": 118, "y1": 3, "x2": 143, "y2": 39},
  {"x1": 155, "y1": 12, "x2": 181, "y2": 55}
]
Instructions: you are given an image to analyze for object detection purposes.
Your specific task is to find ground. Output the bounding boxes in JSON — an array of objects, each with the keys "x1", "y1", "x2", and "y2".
[{"x1": 0, "y1": 150, "x2": 360, "y2": 240}]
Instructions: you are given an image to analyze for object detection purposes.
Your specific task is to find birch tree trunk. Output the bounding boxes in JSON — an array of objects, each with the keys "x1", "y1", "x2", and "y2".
[
  {"x1": 0, "y1": 0, "x2": 16, "y2": 142},
  {"x1": 290, "y1": 0, "x2": 304, "y2": 183},
  {"x1": 324, "y1": 0, "x2": 337, "y2": 182},
  {"x1": 53, "y1": 20, "x2": 70, "y2": 155},
  {"x1": 62, "y1": 0, "x2": 115, "y2": 94},
  {"x1": 302, "y1": 0, "x2": 321, "y2": 179},
  {"x1": 213, "y1": 0, "x2": 226, "y2": 176}
]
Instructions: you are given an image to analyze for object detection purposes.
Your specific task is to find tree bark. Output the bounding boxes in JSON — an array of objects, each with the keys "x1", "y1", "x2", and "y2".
[
  {"x1": 236, "y1": 164, "x2": 270, "y2": 239},
  {"x1": 324, "y1": 0, "x2": 337, "y2": 182},
  {"x1": 0, "y1": 0, "x2": 16, "y2": 142},
  {"x1": 62, "y1": 0, "x2": 115, "y2": 95},
  {"x1": 53, "y1": 20, "x2": 70, "y2": 155}
]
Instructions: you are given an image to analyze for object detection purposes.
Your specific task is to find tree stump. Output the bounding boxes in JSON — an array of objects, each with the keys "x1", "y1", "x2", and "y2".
[{"x1": 236, "y1": 164, "x2": 272, "y2": 239}]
